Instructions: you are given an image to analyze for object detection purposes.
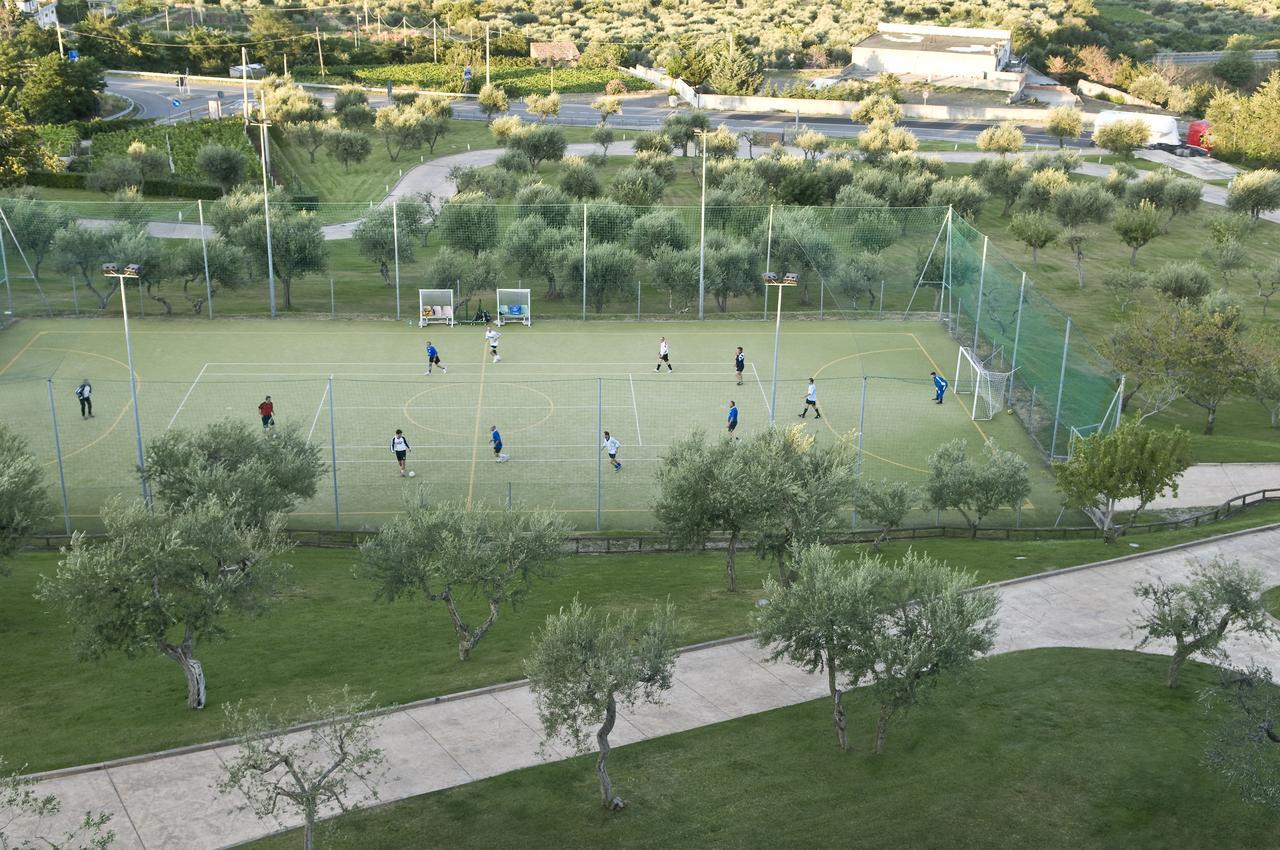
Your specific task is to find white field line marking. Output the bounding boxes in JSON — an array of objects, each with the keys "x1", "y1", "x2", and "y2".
[
  {"x1": 307, "y1": 382, "x2": 330, "y2": 442},
  {"x1": 200, "y1": 361, "x2": 736, "y2": 367},
  {"x1": 329, "y1": 404, "x2": 635, "y2": 411},
  {"x1": 201, "y1": 370, "x2": 736, "y2": 378},
  {"x1": 628, "y1": 373, "x2": 643, "y2": 447},
  {"x1": 166, "y1": 362, "x2": 209, "y2": 430},
  {"x1": 751, "y1": 363, "x2": 771, "y2": 418},
  {"x1": 333, "y1": 443, "x2": 672, "y2": 450},
  {"x1": 334, "y1": 458, "x2": 663, "y2": 465}
]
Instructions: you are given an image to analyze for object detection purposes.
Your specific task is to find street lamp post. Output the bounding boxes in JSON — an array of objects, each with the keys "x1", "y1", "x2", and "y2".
[
  {"x1": 102, "y1": 263, "x2": 150, "y2": 505},
  {"x1": 248, "y1": 107, "x2": 278, "y2": 318},
  {"x1": 764, "y1": 271, "x2": 799, "y2": 424},
  {"x1": 696, "y1": 129, "x2": 708, "y2": 320}
]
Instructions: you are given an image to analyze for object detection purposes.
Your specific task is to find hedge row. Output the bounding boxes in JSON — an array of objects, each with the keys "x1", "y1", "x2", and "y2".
[
  {"x1": 24, "y1": 170, "x2": 222, "y2": 200},
  {"x1": 345, "y1": 62, "x2": 652, "y2": 96}
]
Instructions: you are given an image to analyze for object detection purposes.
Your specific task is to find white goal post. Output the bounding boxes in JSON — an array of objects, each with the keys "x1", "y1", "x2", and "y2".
[
  {"x1": 954, "y1": 346, "x2": 1014, "y2": 422},
  {"x1": 418, "y1": 289, "x2": 455, "y2": 327},
  {"x1": 496, "y1": 288, "x2": 531, "y2": 326}
]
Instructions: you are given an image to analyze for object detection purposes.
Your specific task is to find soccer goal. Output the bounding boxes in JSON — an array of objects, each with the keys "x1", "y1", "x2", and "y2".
[
  {"x1": 954, "y1": 346, "x2": 1013, "y2": 421},
  {"x1": 496, "y1": 288, "x2": 531, "y2": 326},
  {"x1": 418, "y1": 289, "x2": 455, "y2": 327}
]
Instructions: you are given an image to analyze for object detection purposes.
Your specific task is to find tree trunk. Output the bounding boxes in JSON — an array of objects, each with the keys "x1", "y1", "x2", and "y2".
[
  {"x1": 1130, "y1": 245, "x2": 1138, "y2": 267},
  {"x1": 775, "y1": 552, "x2": 789, "y2": 587},
  {"x1": 1204, "y1": 405, "x2": 1216, "y2": 435},
  {"x1": 281, "y1": 276, "x2": 292, "y2": 311},
  {"x1": 1030, "y1": 245, "x2": 1038, "y2": 268},
  {"x1": 725, "y1": 530, "x2": 739, "y2": 593},
  {"x1": 827, "y1": 658, "x2": 847, "y2": 751},
  {"x1": 161, "y1": 637, "x2": 207, "y2": 709},
  {"x1": 597, "y1": 694, "x2": 625, "y2": 810},
  {"x1": 872, "y1": 704, "x2": 891, "y2": 754},
  {"x1": 303, "y1": 811, "x2": 316, "y2": 850},
  {"x1": 1167, "y1": 651, "x2": 1187, "y2": 689},
  {"x1": 1074, "y1": 249, "x2": 1086, "y2": 289}
]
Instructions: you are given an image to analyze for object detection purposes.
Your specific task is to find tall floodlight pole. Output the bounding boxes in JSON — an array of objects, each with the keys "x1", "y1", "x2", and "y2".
[
  {"x1": 249, "y1": 106, "x2": 278, "y2": 318},
  {"x1": 240, "y1": 46, "x2": 250, "y2": 124},
  {"x1": 102, "y1": 264, "x2": 150, "y2": 505},
  {"x1": 763, "y1": 272, "x2": 798, "y2": 424},
  {"x1": 696, "y1": 130, "x2": 708, "y2": 320}
]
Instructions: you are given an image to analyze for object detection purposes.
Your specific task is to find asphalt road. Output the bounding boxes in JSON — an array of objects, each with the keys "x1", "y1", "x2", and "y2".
[{"x1": 105, "y1": 73, "x2": 1090, "y2": 148}]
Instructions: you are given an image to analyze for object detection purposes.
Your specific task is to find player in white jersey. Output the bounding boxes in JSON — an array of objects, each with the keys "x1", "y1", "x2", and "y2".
[
  {"x1": 655, "y1": 336, "x2": 672, "y2": 372},
  {"x1": 799, "y1": 379, "x2": 821, "y2": 419},
  {"x1": 390, "y1": 429, "x2": 411, "y2": 476},
  {"x1": 484, "y1": 328, "x2": 502, "y2": 363},
  {"x1": 602, "y1": 431, "x2": 622, "y2": 471}
]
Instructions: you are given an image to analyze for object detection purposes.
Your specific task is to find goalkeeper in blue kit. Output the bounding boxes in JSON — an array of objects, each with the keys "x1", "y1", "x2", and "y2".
[{"x1": 931, "y1": 371, "x2": 949, "y2": 405}]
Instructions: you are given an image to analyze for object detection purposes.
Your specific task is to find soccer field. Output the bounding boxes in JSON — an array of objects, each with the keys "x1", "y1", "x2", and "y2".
[{"x1": 0, "y1": 316, "x2": 1066, "y2": 531}]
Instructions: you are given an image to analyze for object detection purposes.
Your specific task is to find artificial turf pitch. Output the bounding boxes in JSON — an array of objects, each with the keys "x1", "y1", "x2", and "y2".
[{"x1": 0, "y1": 317, "x2": 1063, "y2": 531}]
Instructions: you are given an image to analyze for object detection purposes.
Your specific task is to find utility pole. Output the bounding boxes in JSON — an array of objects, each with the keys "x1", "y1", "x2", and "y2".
[
  {"x1": 54, "y1": 22, "x2": 65, "y2": 59},
  {"x1": 485, "y1": 25, "x2": 491, "y2": 86},
  {"x1": 433, "y1": 19, "x2": 438, "y2": 62},
  {"x1": 240, "y1": 45, "x2": 250, "y2": 125},
  {"x1": 164, "y1": 2, "x2": 170, "y2": 33},
  {"x1": 249, "y1": 107, "x2": 277, "y2": 319},
  {"x1": 315, "y1": 27, "x2": 325, "y2": 78}
]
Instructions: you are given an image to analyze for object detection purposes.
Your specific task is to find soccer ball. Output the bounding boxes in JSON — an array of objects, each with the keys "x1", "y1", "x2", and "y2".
[{"x1": 408, "y1": 470, "x2": 416, "y2": 478}]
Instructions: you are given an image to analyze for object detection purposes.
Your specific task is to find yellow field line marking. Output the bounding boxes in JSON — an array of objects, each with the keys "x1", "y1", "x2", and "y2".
[
  {"x1": 0, "y1": 330, "x2": 45, "y2": 376},
  {"x1": 465, "y1": 341, "x2": 490, "y2": 509}
]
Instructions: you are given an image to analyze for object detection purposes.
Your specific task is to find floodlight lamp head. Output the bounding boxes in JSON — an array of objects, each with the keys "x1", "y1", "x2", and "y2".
[
  {"x1": 101, "y1": 263, "x2": 118, "y2": 276},
  {"x1": 124, "y1": 264, "x2": 143, "y2": 278},
  {"x1": 782, "y1": 272, "x2": 800, "y2": 286},
  {"x1": 762, "y1": 272, "x2": 779, "y2": 285}
]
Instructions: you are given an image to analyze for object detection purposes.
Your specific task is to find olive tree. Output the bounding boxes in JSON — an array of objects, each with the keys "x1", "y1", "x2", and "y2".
[
  {"x1": 1227, "y1": 169, "x2": 1280, "y2": 220},
  {"x1": 976, "y1": 122, "x2": 1023, "y2": 155},
  {"x1": 1093, "y1": 119, "x2": 1151, "y2": 159},
  {"x1": 590, "y1": 95, "x2": 620, "y2": 126},
  {"x1": 850, "y1": 478, "x2": 919, "y2": 548},
  {"x1": 1046, "y1": 106, "x2": 1084, "y2": 148},
  {"x1": 654, "y1": 431, "x2": 767, "y2": 592},
  {"x1": 1009, "y1": 210, "x2": 1057, "y2": 267},
  {"x1": 1053, "y1": 419, "x2": 1192, "y2": 542},
  {"x1": 36, "y1": 498, "x2": 292, "y2": 709},
  {"x1": 477, "y1": 83, "x2": 510, "y2": 123},
  {"x1": 1113, "y1": 199, "x2": 1164, "y2": 267},
  {"x1": 285, "y1": 121, "x2": 333, "y2": 164},
  {"x1": 357, "y1": 502, "x2": 569, "y2": 661},
  {"x1": 926, "y1": 439, "x2": 1031, "y2": 538},
  {"x1": 196, "y1": 144, "x2": 248, "y2": 192},
  {"x1": 0, "y1": 425, "x2": 50, "y2": 575},
  {"x1": 218, "y1": 690, "x2": 385, "y2": 850},
  {"x1": 1203, "y1": 665, "x2": 1280, "y2": 812},
  {"x1": 324, "y1": 128, "x2": 372, "y2": 171},
  {"x1": 1134, "y1": 557, "x2": 1274, "y2": 688},
  {"x1": 1052, "y1": 183, "x2": 1114, "y2": 288},
  {"x1": 525, "y1": 598, "x2": 677, "y2": 811}
]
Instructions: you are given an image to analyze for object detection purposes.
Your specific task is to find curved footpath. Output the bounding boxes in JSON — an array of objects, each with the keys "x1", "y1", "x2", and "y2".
[
  {"x1": 10, "y1": 522, "x2": 1280, "y2": 849},
  {"x1": 83, "y1": 142, "x2": 1277, "y2": 243}
]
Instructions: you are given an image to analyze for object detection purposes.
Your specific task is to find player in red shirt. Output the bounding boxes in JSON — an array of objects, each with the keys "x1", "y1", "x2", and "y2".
[{"x1": 258, "y1": 396, "x2": 275, "y2": 434}]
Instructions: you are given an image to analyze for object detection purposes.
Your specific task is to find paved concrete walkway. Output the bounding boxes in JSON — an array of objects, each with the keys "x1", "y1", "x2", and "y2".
[
  {"x1": 10, "y1": 525, "x2": 1280, "y2": 849},
  {"x1": 1117, "y1": 463, "x2": 1280, "y2": 511}
]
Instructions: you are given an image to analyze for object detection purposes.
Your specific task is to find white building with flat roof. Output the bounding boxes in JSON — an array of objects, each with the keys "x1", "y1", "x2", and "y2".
[
  {"x1": 850, "y1": 23, "x2": 1013, "y2": 78},
  {"x1": 18, "y1": 0, "x2": 59, "y2": 28}
]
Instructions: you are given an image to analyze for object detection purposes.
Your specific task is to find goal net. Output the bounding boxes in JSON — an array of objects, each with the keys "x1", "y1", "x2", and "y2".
[
  {"x1": 496, "y1": 288, "x2": 531, "y2": 326},
  {"x1": 954, "y1": 346, "x2": 1013, "y2": 422},
  {"x1": 418, "y1": 289, "x2": 455, "y2": 327}
]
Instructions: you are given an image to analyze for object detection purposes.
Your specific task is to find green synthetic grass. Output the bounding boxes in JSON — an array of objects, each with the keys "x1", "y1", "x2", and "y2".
[
  {"x1": 242, "y1": 649, "x2": 1277, "y2": 850},
  {"x1": 0, "y1": 317, "x2": 1063, "y2": 531},
  {"x1": 4, "y1": 506, "x2": 1278, "y2": 773}
]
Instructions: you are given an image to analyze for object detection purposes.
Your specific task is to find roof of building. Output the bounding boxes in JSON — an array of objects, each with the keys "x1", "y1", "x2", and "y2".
[
  {"x1": 854, "y1": 26, "x2": 1009, "y2": 56},
  {"x1": 530, "y1": 42, "x2": 581, "y2": 62}
]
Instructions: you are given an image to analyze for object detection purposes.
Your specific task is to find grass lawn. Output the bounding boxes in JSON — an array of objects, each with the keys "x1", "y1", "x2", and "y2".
[
  {"x1": 271, "y1": 119, "x2": 596, "y2": 206},
  {"x1": 4, "y1": 504, "x2": 1278, "y2": 772},
  {"x1": 1263, "y1": 584, "x2": 1280, "y2": 619},
  {"x1": 242, "y1": 649, "x2": 1276, "y2": 850},
  {"x1": 9, "y1": 187, "x2": 201, "y2": 223}
]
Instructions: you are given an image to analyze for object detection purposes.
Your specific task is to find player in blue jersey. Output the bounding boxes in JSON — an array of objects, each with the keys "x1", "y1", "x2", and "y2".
[
  {"x1": 931, "y1": 371, "x2": 949, "y2": 405},
  {"x1": 727, "y1": 400, "x2": 739, "y2": 435},
  {"x1": 424, "y1": 341, "x2": 446, "y2": 374},
  {"x1": 491, "y1": 425, "x2": 509, "y2": 462}
]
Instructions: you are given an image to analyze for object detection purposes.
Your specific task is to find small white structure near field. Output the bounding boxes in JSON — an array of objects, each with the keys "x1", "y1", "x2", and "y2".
[
  {"x1": 18, "y1": 0, "x2": 59, "y2": 29},
  {"x1": 849, "y1": 23, "x2": 1013, "y2": 79}
]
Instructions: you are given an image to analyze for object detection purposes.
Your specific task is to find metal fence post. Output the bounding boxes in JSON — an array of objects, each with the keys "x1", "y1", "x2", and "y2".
[
  {"x1": 945, "y1": 206, "x2": 954, "y2": 332},
  {"x1": 595, "y1": 377, "x2": 602, "y2": 531},
  {"x1": 328, "y1": 375, "x2": 340, "y2": 529},
  {"x1": 1115, "y1": 375, "x2": 1126, "y2": 429},
  {"x1": 853, "y1": 376, "x2": 868, "y2": 529},
  {"x1": 763, "y1": 204, "x2": 773, "y2": 322},
  {"x1": 198, "y1": 199, "x2": 213, "y2": 320},
  {"x1": 329, "y1": 278, "x2": 335, "y2": 318},
  {"x1": 1009, "y1": 272, "x2": 1026, "y2": 391},
  {"x1": 636, "y1": 280, "x2": 641, "y2": 321},
  {"x1": 581, "y1": 203, "x2": 588, "y2": 321},
  {"x1": 1049, "y1": 318, "x2": 1071, "y2": 459},
  {"x1": 0, "y1": 220, "x2": 11, "y2": 316},
  {"x1": 70, "y1": 274, "x2": 78, "y2": 315},
  {"x1": 971, "y1": 235, "x2": 988, "y2": 351},
  {"x1": 46, "y1": 379, "x2": 71, "y2": 535},
  {"x1": 392, "y1": 200, "x2": 401, "y2": 321}
]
